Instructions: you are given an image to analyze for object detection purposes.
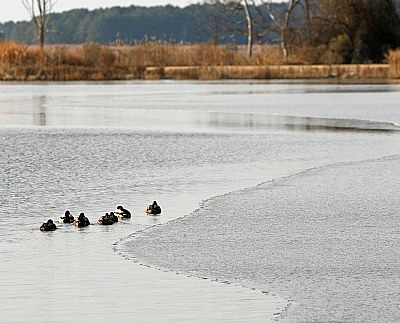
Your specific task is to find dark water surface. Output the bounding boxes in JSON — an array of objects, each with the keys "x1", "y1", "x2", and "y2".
[{"x1": 1, "y1": 81, "x2": 400, "y2": 321}]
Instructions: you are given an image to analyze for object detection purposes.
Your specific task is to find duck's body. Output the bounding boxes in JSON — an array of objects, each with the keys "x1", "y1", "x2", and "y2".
[
  {"x1": 73, "y1": 219, "x2": 90, "y2": 227},
  {"x1": 40, "y1": 223, "x2": 57, "y2": 231},
  {"x1": 59, "y1": 215, "x2": 75, "y2": 224},
  {"x1": 97, "y1": 218, "x2": 113, "y2": 225},
  {"x1": 115, "y1": 206, "x2": 131, "y2": 219},
  {"x1": 73, "y1": 213, "x2": 90, "y2": 227},
  {"x1": 110, "y1": 212, "x2": 118, "y2": 223},
  {"x1": 59, "y1": 211, "x2": 74, "y2": 224},
  {"x1": 40, "y1": 219, "x2": 57, "y2": 231},
  {"x1": 98, "y1": 213, "x2": 118, "y2": 225},
  {"x1": 146, "y1": 202, "x2": 161, "y2": 215},
  {"x1": 112, "y1": 205, "x2": 132, "y2": 220},
  {"x1": 118, "y1": 212, "x2": 131, "y2": 219}
]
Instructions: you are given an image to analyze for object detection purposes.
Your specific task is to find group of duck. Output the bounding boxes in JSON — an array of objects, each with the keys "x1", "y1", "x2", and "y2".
[{"x1": 39, "y1": 201, "x2": 162, "y2": 232}]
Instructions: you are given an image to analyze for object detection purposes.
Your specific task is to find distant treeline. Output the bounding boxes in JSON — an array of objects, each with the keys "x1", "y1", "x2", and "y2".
[
  {"x1": 2, "y1": 1, "x2": 400, "y2": 47},
  {"x1": 0, "y1": 4, "x2": 276, "y2": 45}
]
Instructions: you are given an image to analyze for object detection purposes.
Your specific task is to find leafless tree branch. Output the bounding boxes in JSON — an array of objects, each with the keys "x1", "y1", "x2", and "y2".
[{"x1": 21, "y1": 0, "x2": 57, "y2": 48}]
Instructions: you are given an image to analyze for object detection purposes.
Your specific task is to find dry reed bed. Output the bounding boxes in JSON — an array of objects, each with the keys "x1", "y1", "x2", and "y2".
[
  {"x1": 151, "y1": 64, "x2": 389, "y2": 80},
  {"x1": 387, "y1": 50, "x2": 400, "y2": 78},
  {"x1": 0, "y1": 41, "x2": 398, "y2": 81}
]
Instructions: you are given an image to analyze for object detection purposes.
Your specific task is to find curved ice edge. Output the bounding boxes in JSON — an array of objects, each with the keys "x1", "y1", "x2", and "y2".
[
  {"x1": 112, "y1": 232, "x2": 290, "y2": 320},
  {"x1": 125, "y1": 108, "x2": 400, "y2": 132},
  {"x1": 113, "y1": 153, "x2": 400, "y2": 320},
  {"x1": 267, "y1": 113, "x2": 400, "y2": 131}
]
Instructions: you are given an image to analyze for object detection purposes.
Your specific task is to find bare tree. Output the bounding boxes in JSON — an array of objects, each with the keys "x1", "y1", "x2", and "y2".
[
  {"x1": 202, "y1": 0, "x2": 258, "y2": 57},
  {"x1": 263, "y1": 0, "x2": 302, "y2": 58},
  {"x1": 22, "y1": 0, "x2": 56, "y2": 49},
  {"x1": 242, "y1": 0, "x2": 254, "y2": 56}
]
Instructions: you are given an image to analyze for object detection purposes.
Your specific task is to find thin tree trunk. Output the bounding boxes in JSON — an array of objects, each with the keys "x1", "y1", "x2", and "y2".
[
  {"x1": 39, "y1": 24, "x2": 45, "y2": 49},
  {"x1": 22, "y1": 0, "x2": 55, "y2": 49},
  {"x1": 264, "y1": 0, "x2": 300, "y2": 59},
  {"x1": 243, "y1": 0, "x2": 253, "y2": 57}
]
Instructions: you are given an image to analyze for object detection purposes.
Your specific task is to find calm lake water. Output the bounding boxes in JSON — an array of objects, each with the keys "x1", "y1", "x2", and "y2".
[{"x1": 1, "y1": 81, "x2": 400, "y2": 322}]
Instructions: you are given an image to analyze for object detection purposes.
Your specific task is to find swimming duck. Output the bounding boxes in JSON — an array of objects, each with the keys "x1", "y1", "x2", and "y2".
[
  {"x1": 110, "y1": 212, "x2": 118, "y2": 223},
  {"x1": 59, "y1": 210, "x2": 75, "y2": 224},
  {"x1": 146, "y1": 201, "x2": 161, "y2": 215},
  {"x1": 97, "y1": 213, "x2": 117, "y2": 226},
  {"x1": 115, "y1": 205, "x2": 131, "y2": 219},
  {"x1": 40, "y1": 219, "x2": 57, "y2": 231},
  {"x1": 73, "y1": 213, "x2": 90, "y2": 227}
]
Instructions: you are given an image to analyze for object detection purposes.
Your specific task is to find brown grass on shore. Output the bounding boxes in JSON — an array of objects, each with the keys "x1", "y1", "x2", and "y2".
[
  {"x1": 0, "y1": 40, "x2": 397, "y2": 81},
  {"x1": 387, "y1": 50, "x2": 400, "y2": 78},
  {"x1": 0, "y1": 41, "x2": 281, "y2": 80}
]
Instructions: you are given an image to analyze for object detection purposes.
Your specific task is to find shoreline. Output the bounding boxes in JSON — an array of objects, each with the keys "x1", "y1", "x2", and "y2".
[{"x1": 0, "y1": 63, "x2": 398, "y2": 82}]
